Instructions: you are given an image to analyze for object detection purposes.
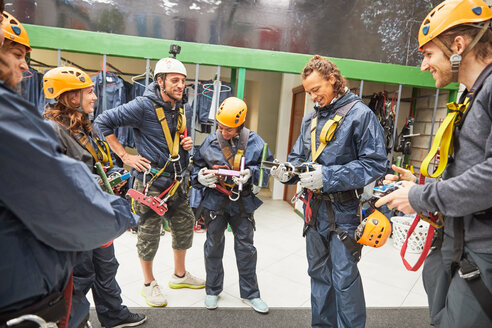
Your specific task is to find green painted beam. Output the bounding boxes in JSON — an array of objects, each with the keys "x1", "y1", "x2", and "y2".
[
  {"x1": 230, "y1": 68, "x2": 237, "y2": 97},
  {"x1": 237, "y1": 68, "x2": 246, "y2": 100},
  {"x1": 24, "y1": 24, "x2": 458, "y2": 91},
  {"x1": 448, "y1": 90, "x2": 458, "y2": 103}
]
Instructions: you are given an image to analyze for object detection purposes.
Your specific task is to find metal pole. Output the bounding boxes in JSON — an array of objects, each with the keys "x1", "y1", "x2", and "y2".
[
  {"x1": 390, "y1": 84, "x2": 403, "y2": 164},
  {"x1": 212, "y1": 65, "x2": 221, "y2": 133},
  {"x1": 191, "y1": 63, "x2": 200, "y2": 156},
  {"x1": 359, "y1": 80, "x2": 364, "y2": 98},
  {"x1": 102, "y1": 54, "x2": 107, "y2": 112},
  {"x1": 429, "y1": 88, "x2": 440, "y2": 151},
  {"x1": 145, "y1": 58, "x2": 150, "y2": 87},
  {"x1": 57, "y1": 49, "x2": 61, "y2": 67}
]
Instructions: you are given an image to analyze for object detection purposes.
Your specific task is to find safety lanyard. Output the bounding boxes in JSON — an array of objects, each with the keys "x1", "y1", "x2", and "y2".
[
  {"x1": 420, "y1": 98, "x2": 470, "y2": 178},
  {"x1": 310, "y1": 100, "x2": 359, "y2": 162},
  {"x1": 155, "y1": 106, "x2": 186, "y2": 158}
]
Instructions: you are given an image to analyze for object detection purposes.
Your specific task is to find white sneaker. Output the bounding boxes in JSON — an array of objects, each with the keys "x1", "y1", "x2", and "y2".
[
  {"x1": 141, "y1": 281, "x2": 167, "y2": 307},
  {"x1": 168, "y1": 271, "x2": 205, "y2": 289}
]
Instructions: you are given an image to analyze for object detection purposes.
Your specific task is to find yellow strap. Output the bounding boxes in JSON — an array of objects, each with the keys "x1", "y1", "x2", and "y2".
[
  {"x1": 80, "y1": 135, "x2": 112, "y2": 168},
  {"x1": 420, "y1": 100, "x2": 469, "y2": 178},
  {"x1": 155, "y1": 107, "x2": 186, "y2": 158},
  {"x1": 233, "y1": 149, "x2": 244, "y2": 171},
  {"x1": 311, "y1": 115, "x2": 340, "y2": 162}
]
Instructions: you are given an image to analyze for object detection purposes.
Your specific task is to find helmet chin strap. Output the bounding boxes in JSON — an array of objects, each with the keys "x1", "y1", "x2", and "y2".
[
  {"x1": 432, "y1": 22, "x2": 490, "y2": 82},
  {"x1": 75, "y1": 90, "x2": 85, "y2": 113}
]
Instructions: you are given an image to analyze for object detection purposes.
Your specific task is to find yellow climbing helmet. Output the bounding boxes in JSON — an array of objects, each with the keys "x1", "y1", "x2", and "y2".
[
  {"x1": 355, "y1": 209, "x2": 392, "y2": 248},
  {"x1": 1, "y1": 11, "x2": 31, "y2": 52},
  {"x1": 43, "y1": 66, "x2": 93, "y2": 99},
  {"x1": 216, "y1": 97, "x2": 247, "y2": 128},
  {"x1": 418, "y1": 0, "x2": 492, "y2": 50}
]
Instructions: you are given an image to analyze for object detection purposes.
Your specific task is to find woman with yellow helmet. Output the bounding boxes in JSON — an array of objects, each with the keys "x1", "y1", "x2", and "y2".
[
  {"x1": 192, "y1": 97, "x2": 274, "y2": 313},
  {"x1": 0, "y1": 6, "x2": 138, "y2": 328},
  {"x1": 377, "y1": 0, "x2": 492, "y2": 327},
  {"x1": 42, "y1": 67, "x2": 147, "y2": 328}
]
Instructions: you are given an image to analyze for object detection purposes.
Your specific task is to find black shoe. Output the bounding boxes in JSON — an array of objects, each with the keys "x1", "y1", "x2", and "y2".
[{"x1": 109, "y1": 313, "x2": 147, "y2": 328}]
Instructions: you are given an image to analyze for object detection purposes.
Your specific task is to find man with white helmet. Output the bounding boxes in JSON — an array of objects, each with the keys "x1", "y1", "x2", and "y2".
[{"x1": 95, "y1": 57, "x2": 205, "y2": 307}]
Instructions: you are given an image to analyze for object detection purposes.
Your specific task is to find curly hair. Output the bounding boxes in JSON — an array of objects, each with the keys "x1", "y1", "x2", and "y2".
[
  {"x1": 301, "y1": 55, "x2": 347, "y2": 97},
  {"x1": 43, "y1": 90, "x2": 92, "y2": 136},
  {"x1": 439, "y1": 22, "x2": 492, "y2": 63}
]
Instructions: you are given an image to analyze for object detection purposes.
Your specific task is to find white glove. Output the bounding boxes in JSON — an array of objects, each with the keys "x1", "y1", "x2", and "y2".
[
  {"x1": 198, "y1": 168, "x2": 218, "y2": 188},
  {"x1": 298, "y1": 164, "x2": 323, "y2": 190},
  {"x1": 233, "y1": 169, "x2": 252, "y2": 185},
  {"x1": 270, "y1": 163, "x2": 293, "y2": 182}
]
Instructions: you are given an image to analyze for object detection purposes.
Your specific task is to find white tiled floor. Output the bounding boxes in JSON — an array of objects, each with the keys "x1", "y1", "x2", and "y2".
[{"x1": 89, "y1": 191, "x2": 428, "y2": 309}]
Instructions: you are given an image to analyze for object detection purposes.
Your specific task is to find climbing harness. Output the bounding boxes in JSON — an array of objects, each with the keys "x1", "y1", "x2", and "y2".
[
  {"x1": 310, "y1": 100, "x2": 359, "y2": 162},
  {"x1": 127, "y1": 103, "x2": 188, "y2": 216},
  {"x1": 299, "y1": 187, "x2": 364, "y2": 261},
  {"x1": 212, "y1": 128, "x2": 250, "y2": 201}
]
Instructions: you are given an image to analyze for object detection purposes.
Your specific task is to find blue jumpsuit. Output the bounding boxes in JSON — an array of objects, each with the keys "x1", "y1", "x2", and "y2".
[
  {"x1": 191, "y1": 130, "x2": 273, "y2": 299},
  {"x1": 0, "y1": 82, "x2": 137, "y2": 318},
  {"x1": 288, "y1": 91, "x2": 387, "y2": 328}
]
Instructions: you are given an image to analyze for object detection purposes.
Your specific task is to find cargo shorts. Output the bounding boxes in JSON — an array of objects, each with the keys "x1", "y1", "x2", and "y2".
[{"x1": 133, "y1": 179, "x2": 195, "y2": 261}]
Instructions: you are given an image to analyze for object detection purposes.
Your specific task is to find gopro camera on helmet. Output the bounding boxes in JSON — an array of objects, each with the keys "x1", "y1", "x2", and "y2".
[{"x1": 169, "y1": 44, "x2": 181, "y2": 58}]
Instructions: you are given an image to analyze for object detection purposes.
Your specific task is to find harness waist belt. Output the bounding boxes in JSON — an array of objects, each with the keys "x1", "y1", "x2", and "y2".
[
  {"x1": 313, "y1": 188, "x2": 363, "y2": 203},
  {"x1": 0, "y1": 292, "x2": 66, "y2": 328}
]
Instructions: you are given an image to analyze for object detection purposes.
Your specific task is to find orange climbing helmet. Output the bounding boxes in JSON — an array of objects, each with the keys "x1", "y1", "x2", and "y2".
[
  {"x1": 216, "y1": 97, "x2": 247, "y2": 128},
  {"x1": 43, "y1": 67, "x2": 93, "y2": 99},
  {"x1": 1, "y1": 11, "x2": 31, "y2": 52},
  {"x1": 355, "y1": 209, "x2": 392, "y2": 248},
  {"x1": 418, "y1": 0, "x2": 492, "y2": 50}
]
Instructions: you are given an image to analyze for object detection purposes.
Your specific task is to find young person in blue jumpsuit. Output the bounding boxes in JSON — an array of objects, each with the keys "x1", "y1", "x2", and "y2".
[
  {"x1": 192, "y1": 97, "x2": 274, "y2": 313},
  {"x1": 0, "y1": 8, "x2": 138, "y2": 327},
  {"x1": 271, "y1": 56, "x2": 387, "y2": 327},
  {"x1": 42, "y1": 67, "x2": 146, "y2": 328},
  {"x1": 377, "y1": 1, "x2": 492, "y2": 327}
]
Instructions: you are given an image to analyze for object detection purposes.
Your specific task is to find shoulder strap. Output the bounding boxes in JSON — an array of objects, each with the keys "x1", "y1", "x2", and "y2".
[
  {"x1": 311, "y1": 100, "x2": 360, "y2": 162},
  {"x1": 216, "y1": 127, "x2": 250, "y2": 170},
  {"x1": 458, "y1": 63, "x2": 492, "y2": 127},
  {"x1": 153, "y1": 101, "x2": 186, "y2": 159}
]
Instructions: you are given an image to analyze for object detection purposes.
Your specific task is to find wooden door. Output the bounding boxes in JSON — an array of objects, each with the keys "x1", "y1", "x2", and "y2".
[{"x1": 283, "y1": 85, "x2": 305, "y2": 206}]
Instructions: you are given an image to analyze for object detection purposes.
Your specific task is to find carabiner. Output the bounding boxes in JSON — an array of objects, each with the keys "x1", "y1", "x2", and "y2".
[
  {"x1": 169, "y1": 154, "x2": 181, "y2": 162},
  {"x1": 291, "y1": 191, "x2": 301, "y2": 204},
  {"x1": 229, "y1": 190, "x2": 240, "y2": 202}
]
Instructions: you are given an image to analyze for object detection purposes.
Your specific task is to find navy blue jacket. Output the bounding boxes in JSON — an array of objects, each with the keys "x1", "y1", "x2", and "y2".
[
  {"x1": 0, "y1": 81, "x2": 137, "y2": 313},
  {"x1": 94, "y1": 82, "x2": 192, "y2": 190},
  {"x1": 192, "y1": 130, "x2": 273, "y2": 215},
  {"x1": 288, "y1": 91, "x2": 387, "y2": 233}
]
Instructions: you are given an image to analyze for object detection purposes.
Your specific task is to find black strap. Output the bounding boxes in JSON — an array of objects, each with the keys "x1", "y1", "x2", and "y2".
[
  {"x1": 452, "y1": 216, "x2": 492, "y2": 321},
  {"x1": 305, "y1": 190, "x2": 362, "y2": 261},
  {"x1": 457, "y1": 63, "x2": 492, "y2": 128}
]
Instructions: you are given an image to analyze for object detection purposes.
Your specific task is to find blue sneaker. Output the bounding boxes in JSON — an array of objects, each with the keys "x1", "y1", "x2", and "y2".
[
  {"x1": 205, "y1": 295, "x2": 218, "y2": 310},
  {"x1": 242, "y1": 298, "x2": 269, "y2": 314}
]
